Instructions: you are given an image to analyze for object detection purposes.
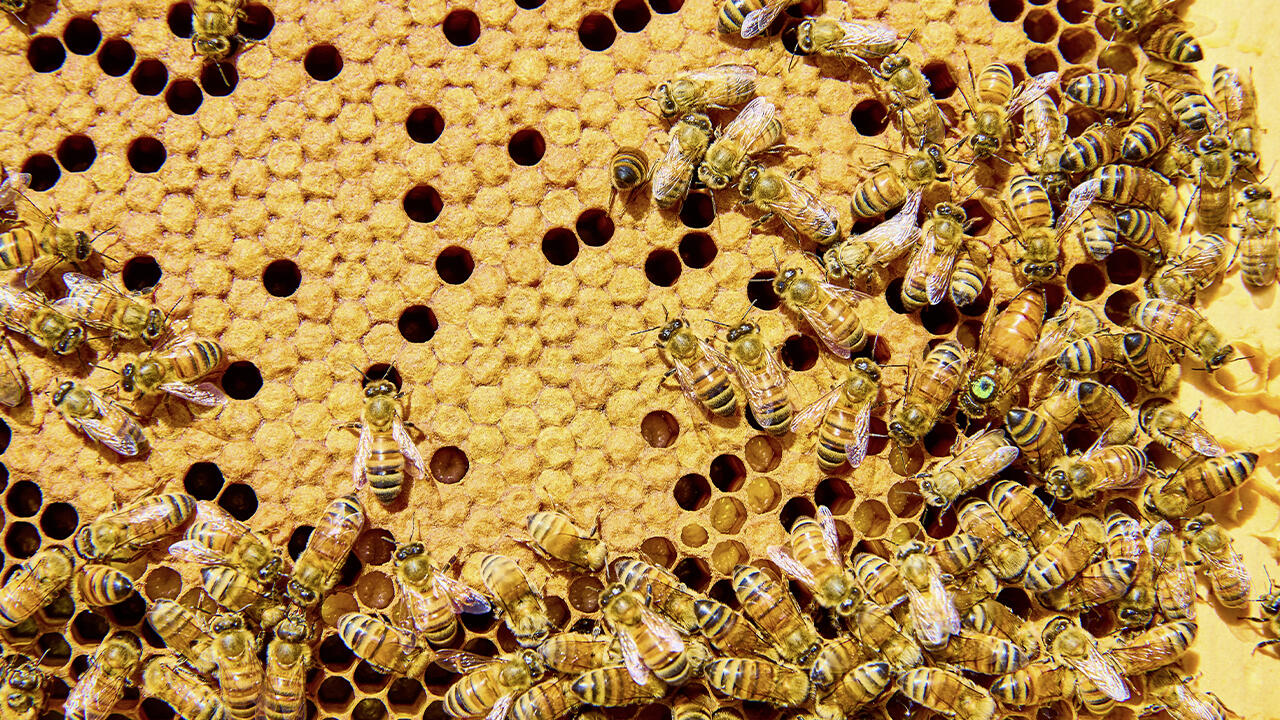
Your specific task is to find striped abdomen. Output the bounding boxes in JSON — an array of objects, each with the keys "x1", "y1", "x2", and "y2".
[
  {"x1": 444, "y1": 663, "x2": 507, "y2": 717},
  {"x1": 365, "y1": 431, "x2": 405, "y2": 503},
  {"x1": 1009, "y1": 175, "x2": 1053, "y2": 227},
  {"x1": 1078, "y1": 204, "x2": 1118, "y2": 260},
  {"x1": 812, "y1": 290, "x2": 867, "y2": 353},
  {"x1": 705, "y1": 658, "x2": 811, "y2": 706},
  {"x1": 989, "y1": 290, "x2": 1045, "y2": 367},
  {"x1": 852, "y1": 170, "x2": 907, "y2": 218},
  {"x1": 1141, "y1": 22, "x2": 1202, "y2": 64},
  {"x1": 1241, "y1": 231, "x2": 1279, "y2": 287},
  {"x1": 1003, "y1": 407, "x2": 1063, "y2": 474},
  {"x1": 0, "y1": 227, "x2": 42, "y2": 270},
  {"x1": 260, "y1": 642, "x2": 308, "y2": 720},
  {"x1": 216, "y1": 655, "x2": 262, "y2": 720},
  {"x1": 716, "y1": 0, "x2": 765, "y2": 34},
  {"x1": 817, "y1": 400, "x2": 864, "y2": 471},
  {"x1": 732, "y1": 565, "x2": 817, "y2": 662},
  {"x1": 1121, "y1": 109, "x2": 1172, "y2": 161},
  {"x1": 77, "y1": 564, "x2": 134, "y2": 606},
  {"x1": 685, "y1": 354, "x2": 737, "y2": 416},
  {"x1": 170, "y1": 339, "x2": 223, "y2": 381},
  {"x1": 1180, "y1": 452, "x2": 1257, "y2": 505},
  {"x1": 913, "y1": 340, "x2": 967, "y2": 406}
]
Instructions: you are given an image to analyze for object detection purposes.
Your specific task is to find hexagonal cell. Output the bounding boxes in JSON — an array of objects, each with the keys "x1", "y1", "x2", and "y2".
[
  {"x1": 709, "y1": 497, "x2": 747, "y2": 534},
  {"x1": 352, "y1": 696, "x2": 388, "y2": 720},
  {"x1": 1022, "y1": 8, "x2": 1058, "y2": 42},
  {"x1": 387, "y1": 677, "x2": 426, "y2": 713},
  {"x1": 5, "y1": 480, "x2": 41, "y2": 517},
  {"x1": 143, "y1": 566, "x2": 182, "y2": 601},
  {"x1": 1058, "y1": 27, "x2": 1096, "y2": 64},
  {"x1": 353, "y1": 529, "x2": 395, "y2": 565},
  {"x1": 680, "y1": 523, "x2": 708, "y2": 548},
  {"x1": 673, "y1": 557, "x2": 711, "y2": 591},
  {"x1": 673, "y1": 473, "x2": 711, "y2": 511},
  {"x1": 710, "y1": 540, "x2": 748, "y2": 575},
  {"x1": 779, "y1": 496, "x2": 816, "y2": 532},
  {"x1": 814, "y1": 477, "x2": 856, "y2": 514},
  {"x1": 568, "y1": 575, "x2": 604, "y2": 613},
  {"x1": 851, "y1": 498, "x2": 891, "y2": 537},
  {"x1": 709, "y1": 453, "x2": 746, "y2": 492},
  {"x1": 988, "y1": 0, "x2": 1023, "y2": 22},
  {"x1": 743, "y1": 476, "x2": 780, "y2": 514},
  {"x1": 317, "y1": 676, "x2": 355, "y2": 711},
  {"x1": 355, "y1": 570, "x2": 394, "y2": 609},
  {"x1": 641, "y1": 410, "x2": 679, "y2": 448},
  {"x1": 743, "y1": 434, "x2": 782, "y2": 474},
  {"x1": 640, "y1": 537, "x2": 677, "y2": 567},
  {"x1": 318, "y1": 633, "x2": 356, "y2": 672}
]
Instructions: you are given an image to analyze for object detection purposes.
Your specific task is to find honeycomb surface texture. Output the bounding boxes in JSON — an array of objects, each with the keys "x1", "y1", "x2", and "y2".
[{"x1": 0, "y1": 0, "x2": 1278, "y2": 717}]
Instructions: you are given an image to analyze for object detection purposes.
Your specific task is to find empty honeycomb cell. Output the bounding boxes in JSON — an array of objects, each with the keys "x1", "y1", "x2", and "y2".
[
  {"x1": 37, "y1": 633, "x2": 71, "y2": 666},
  {"x1": 388, "y1": 678, "x2": 426, "y2": 713},
  {"x1": 568, "y1": 575, "x2": 604, "y2": 613},
  {"x1": 305, "y1": 44, "x2": 344, "y2": 81},
  {"x1": 640, "y1": 410, "x2": 679, "y2": 448},
  {"x1": 645, "y1": 248, "x2": 681, "y2": 286},
  {"x1": 988, "y1": 0, "x2": 1023, "y2": 21},
  {"x1": 673, "y1": 473, "x2": 711, "y2": 511},
  {"x1": 436, "y1": 246, "x2": 475, "y2": 284},
  {"x1": 884, "y1": 278, "x2": 908, "y2": 314},
  {"x1": 166, "y1": 79, "x2": 203, "y2": 115},
  {"x1": 1144, "y1": 441, "x2": 1182, "y2": 472},
  {"x1": 614, "y1": 0, "x2": 651, "y2": 32},
  {"x1": 850, "y1": 98, "x2": 890, "y2": 136},
  {"x1": 541, "y1": 227, "x2": 578, "y2": 266},
  {"x1": 355, "y1": 570, "x2": 394, "y2": 609},
  {"x1": 509, "y1": 128, "x2": 546, "y2": 166},
  {"x1": 97, "y1": 37, "x2": 135, "y2": 76},
  {"x1": 262, "y1": 258, "x2": 302, "y2": 297},
  {"x1": 56, "y1": 134, "x2": 96, "y2": 173},
  {"x1": 143, "y1": 566, "x2": 182, "y2": 602},
  {"x1": 1064, "y1": 426, "x2": 1100, "y2": 453},
  {"x1": 1025, "y1": 46, "x2": 1059, "y2": 75},
  {"x1": 27, "y1": 36, "x2": 66, "y2": 73},
  {"x1": 678, "y1": 231, "x2": 716, "y2": 269},
  {"x1": 200, "y1": 63, "x2": 239, "y2": 97},
  {"x1": 183, "y1": 461, "x2": 225, "y2": 500},
  {"x1": 5, "y1": 479, "x2": 40, "y2": 517},
  {"x1": 122, "y1": 255, "x2": 162, "y2": 291},
  {"x1": 126, "y1": 136, "x2": 167, "y2": 174},
  {"x1": 1105, "y1": 372, "x2": 1139, "y2": 403},
  {"x1": 923, "y1": 505, "x2": 959, "y2": 538},
  {"x1": 709, "y1": 453, "x2": 746, "y2": 493},
  {"x1": 1058, "y1": 27, "x2": 1095, "y2": 63},
  {"x1": 240, "y1": 3, "x2": 276, "y2": 39},
  {"x1": 710, "y1": 539, "x2": 748, "y2": 575},
  {"x1": 167, "y1": 1, "x2": 193, "y2": 36},
  {"x1": 680, "y1": 522, "x2": 708, "y2": 547},
  {"x1": 648, "y1": 0, "x2": 683, "y2": 12},
  {"x1": 924, "y1": 423, "x2": 958, "y2": 458},
  {"x1": 443, "y1": 8, "x2": 482, "y2": 46},
  {"x1": 778, "y1": 496, "x2": 816, "y2": 532},
  {"x1": 920, "y1": 302, "x2": 959, "y2": 336},
  {"x1": 1023, "y1": 6, "x2": 1059, "y2": 42},
  {"x1": 217, "y1": 482, "x2": 258, "y2": 521},
  {"x1": 39, "y1": 502, "x2": 78, "y2": 540},
  {"x1": 640, "y1": 536, "x2": 677, "y2": 567},
  {"x1": 106, "y1": 593, "x2": 146, "y2": 627},
  {"x1": 221, "y1": 360, "x2": 263, "y2": 399},
  {"x1": 1067, "y1": 262, "x2": 1105, "y2": 300},
  {"x1": 679, "y1": 193, "x2": 715, "y2": 229},
  {"x1": 70, "y1": 611, "x2": 110, "y2": 645},
  {"x1": 63, "y1": 16, "x2": 102, "y2": 55},
  {"x1": 131, "y1": 58, "x2": 168, "y2": 95},
  {"x1": 744, "y1": 434, "x2": 782, "y2": 473},
  {"x1": 576, "y1": 208, "x2": 614, "y2": 247},
  {"x1": 673, "y1": 557, "x2": 712, "y2": 591},
  {"x1": 1104, "y1": 289, "x2": 1138, "y2": 325},
  {"x1": 814, "y1": 477, "x2": 855, "y2": 514},
  {"x1": 319, "y1": 676, "x2": 355, "y2": 711},
  {"x1": 4, "y1": 522, "x2": 39, "y2": 558},
  {"x1": 746, "y1": 271, "x2": 781, "y2": 310},
  {"x1": 319, "y1": 632, "x2": 357, "y2": 672},
  {"x1": 743, "y1": 475, "x2": 780, "y2": 514},
  {"x1": 923, "y1": 61, "x2": 957, "y2": 99},
  {"x1": 779, "y1": 334, "x2": 819, "y2": 372},
  {"x1": 578, "y1": 12, "x2": 617, "y2": 51},
  {"x1": 20, "y1": 154, "x2": 59, "y2": 191},
  {"x1": 1106, "y1": 248, "x2": 1143, "y2": 285}
]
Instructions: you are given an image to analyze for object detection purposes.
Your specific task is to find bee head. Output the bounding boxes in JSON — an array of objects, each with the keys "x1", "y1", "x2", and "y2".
[
  {"x1": 1106, "y1": 6, "x2": 1134, "y2": 31},
  {"x1": 1020, "y1": 261, "x2": 1058, "y2": 282},
  {"x1": 852, "y1": 357, "x2": 879, "y2": 381},
  {"x1": 970, "y1": 133, "x2": 1000, "y2": 158},
  {"x1": 654, "y1": 83, "x2": 677, "y2": 118},
  {"x1": 795, "y1": 19, "x2": 817, "y2": 53},
  {"x1": 1243, "y1": 184, "x2": 1271, "y2": 202},
  {"x1": 1198, "y1": 134, "x2": 1229, "y2": 153},
  {"x1": 1232, "y1": 149, "x2": 1260, "y2": 171},
  {"x1": 365, "y1": 379, "x2": 396, "y2": 397},
  {"x1": 55, "y1": 325, "x2": 84, "y2": 355},
  {"x1": 143, "y1": 309, "x2": 165, "y2": 343},
  {"x1": 395, "y1": 542, "x2": 425, "y2": 562},
  {"x1": 1117, "y1": 603, "x2": 1153, "y2": 628},
  {"x1": 698, "y1": 164, "x2": 730, "y2": 191},
  {"x1": 925, "y1": 144, "x2": 947, "y2": 174},
  {"x1": 738, "y1": 164, "x2": 763, "y2": 195},
  {"x1": 881, "y1": 54, "x2": 909, "y2": 76},
  {"x1": 120, "y1": 363, "x2": 137, "y2": 393},
  {"x1": 684, "y1": 113, "x2": 713, "y2": 135},
  {"x1": 1208, "y1": 344, "x2": 1234, "y2": 369},
  {"x1": 772, "y1": 267, "x2": 800, "y2": 294},
  {"x1": 1183, "y1": 514, "x2": 1211, "y2": 535},
  {"x1": 935, "y1": 202, "x2": 965, "y2": 222},
  {"x1": 193, "y1": 36, "x2": 233, "y2": 60},
  {"x1": 725, "y1": 321, "x2": 757, "y2": 344},
  {"x1": 888, "y1": 416, "x2": 919, "y2": 446},
  {"x1": 287, "y1": 580, "x2": 317, "y2": 607}
]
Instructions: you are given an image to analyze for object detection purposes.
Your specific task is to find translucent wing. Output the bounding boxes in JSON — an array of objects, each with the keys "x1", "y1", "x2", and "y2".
[
  {"x1": 485, "y1": 693, "x2": 516, "y2": 720},
  {"x1": 1007, "y1": 72, "x2": 1060, "y2": 115},
  {"x1": 1168, "y1": 236, "x2": 1231, "y2": 290},
  {"x1": 394, "y1": 575, "x2": 437, "y2": 636},
  {"x1": 791, "y1": 383, "x2": 843, "y2": 433},
  {"x1": 798, "y1": 283, "x2": 870, "y2": 359},
  {"x1": 189, "y1": 500, "x2": 256, "y2": 546},
  {"x1": 639, "y1": 605, "x2": 686, "y2": 655},
  {"x1": 822, "y1": 20, "x2": 900, "y2": 56},
  {"x1": 352, "y1": 425, "x2": 373, "y2": 489},
  {"x1": 1170, "y1": 680, "x2": 1227, "y2": 720},
  {"x1": 1158, "y1": 412, "x2": 1225, "y2": 457},
  {"x1": 1149, "y1": 522, "x2": 1197, "y2": 620},
  {"x1": 64, "y1": 663, "x2": 126, "y2": 720},
  {"x1": 75, "y1": 416, "x2": 143, "y2": 456},
  {"x1": 740, "y1": 0, "x2": 793, "y2": 38},
  {"x1": 615, "y1": 628, "x2": 655, "y2": 686},
  {"x1": 864, "y1": 190, "x2": 925, "y2": 264},
  {"x1": 0, "y1": 171, "x2": 31, "y2": 210},
  {"x1": 721, "y1": 97, "x2": 778, "y2": 150},
  {"x1": 159, "y1": 381, "x2": 227, "y2": 407},
  {"x1": 167, "y1": 539, "x2": 226, "y2": 566},
  {"x1": 729, "y1": 346, "x2": 790, "y2": 422},
  {"x1": 1061, "y1": 180, "x2": 1102, "y2": 229},
  {"x1": 670, "y1": 337, "x2": 735, "y2": 416},
  {"x1": 767, "y1": 545, "x2": 821, "y2": 591},
  {"x1": 20, "y1": 256, "x2": 60, "y2": 288},
  {"x1": 435, "y1": 649, "x2": 501, "y2": 674},
  {"x1": 1064, "y1": 641, "x2": 1129, "y2": 702},
  {"x1": 651, "y1": 130, "x2": 699, "y2": 205},
  {"x1": 910, "y1": 223, "x2": 959, "y2": 306},
  {"x1": 817, "y1": 506, "x2": 842, "y2": 566},
  {"x1": 906, "y1": 565, "x2": 959, "y2": 647},
  {"x1": 844, "y1": 402, "x2": 872, "y2": 469},
  {"x1": 392, "y1": 415, "x2": 426, "y2": 477},
  {"x1": 1105, "y1": 622, "x2": 1195, "y2": 675},
  {"x1": 1200, "y1": 547, "x2": 1251, "y2": 602},
  {"x1": 434, "y1": 574, "x2": 493, "y2": 615}
]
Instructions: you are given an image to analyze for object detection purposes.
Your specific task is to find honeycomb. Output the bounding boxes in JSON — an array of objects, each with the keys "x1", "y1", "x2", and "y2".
[{"x1": 0, "y1": 0, "x2": 1277, "y2": 716}]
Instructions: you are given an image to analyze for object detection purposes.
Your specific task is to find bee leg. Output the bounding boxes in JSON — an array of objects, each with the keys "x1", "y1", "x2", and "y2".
[
  {"x1": 750, "y1": 212, "x2": 776, "y2": 229},
  {"x1": 1252, "y1": 638, "x2": 1280, "y2": 654}
]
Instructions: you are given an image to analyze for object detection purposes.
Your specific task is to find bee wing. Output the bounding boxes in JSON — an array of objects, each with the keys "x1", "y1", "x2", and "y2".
[
  {"x1": 352, "y1": 424, "x2": 373, "y2": 489},
  {"x1": 435, "y1": 649, "x2": 501, "y2": 674},
  {"x1": 1007, "y1": 71, "x2": 1060, "y2": 115},
  {"x1": 0, "y1": 171, "x2": 31, "y2": 201},
  {"x1": 1149, "y1": 524, "x2": 1197, "y2": 619},
  {"x1": 20, "y1": 256, "x2": 60, "y2": 288},
  {"x1": 1065, "y1": 642, "x2": 1129, "y2": 702},
  {"x1": 65, "y1": 664, "x2": 126, "y2": 720},
  {"x1": 638, "y1": 604, "x2": 686, "y2": 654},
  {"x1": 433, "y1": 574, "x2": 493, "y2": 615},
  {"x1": 484, "y1": 693, "x2": 517, "y2": 720},
  {"x1": 844, "y1": 401, "x2": 873, "y2": 469},
  {"x1": 1104, "y1": 627, "x2": 1183, "y2": 675},
  {"x1": 816, "y1": 506, "x2": 843, "y2": 564},
  {"x1": 722, "y1": 97, "x2": 778, "y2": 148},
  {"x1": 1060, "y1": 180, "x2": 1102, "y2": 229},
  {"x1": 911, "y1": 223, "x2": 958, "y2": 306},
  {"x1": 767, "y1": 544, "x2": 822, "y2": 592},
  {"x1": 906, "y1": 567, "x2": 959, "y2": 646},
  {"x1": 167, "y1": 539, "x2": 225, "y2": 566},
  {"x1": 76, "y1": 416, "x2": 144, "y2": 456},
  {"x1": 799, "y1": 283, "x2": 871, "y2": 359},
  {"x1": 159, "y1": 381, "x2": 228, "y2": 407},
  {"x1": 394, "y1": 575, "x2": 436, "y2": 636},
  {"x1": 392, "y1": 415, "x2": 426, "y2": 477},
  {"x1": 740, "y1": 0, "x2": 792, "y2": 38},
  {"x1": 790, "y1": 381, "x2": 845, "y2": 434},
  {"x1": 191, "y1": 500, "x2": 254, "y2": 541},
  {"x1": 615, "y1": 627, "x2": 656, "y2": 686},
  {"x1": 1199, "y1": 547, "x2": 1251, "y2": 600},
  {"x1": 1160, "y1": 416, "x2": 1225, "y2": 458},
  {"x1": 1171, "y1": 679, "x2": 1227, "y2": 720},
  {"x1": 669, "y1": 352, "x2": 714, "y2": 414},
  {"x1": 864, "y1": 190, "x2": 925, "y2": 264},
  {"x1": 824, "y1": 20, "x2": 900, "y2": 54},
  {"x1": 651, "y1": 132, "x2": 696, "y2": 204},
  {"x1": 729, "y1": 347, "x2": 790, "y2": 422}
]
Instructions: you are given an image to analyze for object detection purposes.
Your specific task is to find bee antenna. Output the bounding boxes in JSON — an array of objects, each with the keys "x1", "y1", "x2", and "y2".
[
  {"x1": 704, "y1": 318, "x2": 731, "y2": 328},
  {"x1": 894, "y1": 28, "x2": 917, "y2": 54},
  {"x1": 771, "y1": 246, "x2": 781, "y2": 271},
  {"x1": 630, "y1": 325, "x2": 662, "y2": 336},
  {"x1": 737, "y1": 301, "x2": 756, "y2": 324},
  {"x1": 350, "y1": 363, "x2": 371, "y2": 384}
]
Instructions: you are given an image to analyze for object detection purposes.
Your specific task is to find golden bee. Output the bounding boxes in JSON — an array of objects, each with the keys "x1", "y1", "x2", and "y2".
[
  {"x1": 929, "y1": 629, "x2": 1031, "y2": 675},
  {"x1": 1023, "y1": 515, "x2": 1106, "y2": 592},
  {"x1": 651, "y1": 65, "x2": 758, "y2": 119},
  {"x1": 1212, "y1": 65, "x2": 1260, "y2": 172},
  {"x1": 849, "y1": 600, "x2": 924, "y2": 670},
  {"x1": 1114, "y1": 207, "x2": 1174, "y2": 261},
  {"x1": 0, "y1": 656, "x2": 45, "y2": 720},
  {"x1": 64, "y1": 632, "x2": 142, "y2": 720},
  {"x1": 1148, "y1": 519, "x2": 1198, "y2": 621},
  {"x1": 191, "y1": 0, "x2": 245, "y2": 60},
  {"x1": 142, "y1": 655, "x2": 227, "y2": 720},
  {"x1": 481, "y1": 553, "x2": 551, "y2": 647},
  {"x1": 651, "y1": 114, "x2": 713, "y2": 210},
  {"x1": 0, "y1": 546, "x2": 72, "y2": 629},
  {"x1": 810, "y1": 636, "x2": 873, "y2": 692},
  {"x1": 1139, "y1": 398, "x2": 1224, "y2": 459},
  {"x1": 168, "y1": 500, "x2": 288, "y2": 590},
  {"x1": 1143, "y1": 667, "x2": 1243, "y2": 720},
  {"x1": 1040, "y1": 557, "x2": 1137, "y2": 612},
  {"x1": 1082, "y1": 164, "x2": 1178, "y2": 220},
  {"x1": 119, "y1": 337, "x2": 226, "y2": 408},
  {"x1": 0, "y1": 337, "x2": 27, "y2": 407},
  {"x1": 693, "y1": 597, "x2": 774, "y2": 658},
  {"x1": 893, "y1": 540, "x2": 960, "y2": 650},
  {"x1": 200, "y1": 565, "x2": 279, "y2": 624},
  {"x1": 731, "y1": 564, "x2": 820, "y2": 663},
  {"x1": 873, "y1": 54, "x2": 946, "y2": 148},
  {"x1": 1006, "y1": 174, "x2": 1096, "y2": 284},
  {"x1": 608, "y1": 147, "x2": 649, "y2": 211},
  {"x1": 260, "y1": 609, "x2": 311, "y2": 720},
  {"x1": 75, "y1": 492, "x2": 195, "y2": 562},
  {"x1": 1104, "y1": 511, "x2": 1153, "y2": 628},
  {"x1": 1104, "y1": 0, "x2": 1202, "y2": 63},
  {"x1": 1020, "y1": 94, "x2": 1069, "y2": 199},
  {"x1": 75, "y1": 564, "x2": 135, "y2": 606},
  {"x1": 537, "y1": 632, "x2": 618, "y2": 675},
  {"x1": 1044, "y1": 441, "x2": 1147, "y2": 503},
  {"x1": 897, "y1": 666, "x2": 997, "y2": 720},
  {"x1": 704, "y1": 658, "x2": 811, "y2": 706},
  {"x1": 1122, "y1": 104, "x2": 1177, "y2": 162},
  {"x1": 1065, "y1": 71, "x2": 1132, "y2": 113},
  {"x1": 204, "y1": 613, "x2": 261, "y2": 720},
  {"x1": 645, "y1": 316, "x2": 738, "y2": 418},
  {"x1": 773, "y1": 265, "x2": 868, "y2": 357},
  {"x1": 791, "y1": 358, "x2": 879, "y2": 470},
  {"x1": 285, "y1": 493, "x2": 365, "y2": 607},
  {"x1": 610, "y1": 558, "x2": 701, "y2": 632},
  {"x1": 1189, "y1": 134, "x2": 1236, "y2": 228},
  {"x1": 0, "y1": 218, "x2": 100, "y2": 287},
  {"x1": 599, "y1": 585, "x2": 693, "y2": 685},
  {"x1": 1076, "y1": 203, "x2": 1120, "y2": 260},
  {"x1": 767, "y1": 506, "x2": 861, "y2": 612},
  {"x1": 851, "y1": 552, "x2": 908, "y2": 610},
  {"x1": 52, "y1": 380, "x2": 149, "y2": 457},
  {"x1": 569, "y1": 665, "x2": 666, "y2": 707},
  {"x1": 338, "y1": 612, "x2": 435, "y2": 677},
  {"x1": 738, "y1": 164, "x2": 842, "y2": 245},
  {"x1": 1104, "y1": 619, "x2": 1196, "y2": 675},
  {"x1": 0, "y1": 285, "x2": 84, "y2": 355},
  {"x1": 959, "y1": 287, "x2": 1046, "y2": 418},
  {"x1": 956, "y1": 500, "x2": 1030, "y2": 582},
  {"x1": 902, "y1": 202, "x2": 968, "y2": 311},
  {"x1": 57, "y1": 271, "x2": 168, "y2": 343},
  {"x1": 1059, "y1": 122, "x2": 1123, "y2": 174},
  {"x1": 343, "y1": 374, "x2": 425, "y2": 505},
  {"x1": 825, "y1": 190, "x2": 924, "y2": 286},
  {"x1": 1073, "y1": 376, "x2": 1134, "y2": 441},
  {"x1": 795, "y1": 17, "x2": 900, "y2": 60},
  {"x1": 716, "y1": 0, "x2": 764, "y2": 34},
  {"x1": 1041, "y1": 616, "x2": 1129, "y2": 704},
  {"x1": 814, "y1": 660, "x2": 892, "y2": 718},
  {"x1": 1147, "y1": 70, "x2": 1222, "y2": 134},
  {"x1": 964, "y1": 597, "x2": 1040, "y2": 656},
  {"x1": 525, "y1": 510, "x2": 605, "y2": 572},
  {"x1": 510, "y1": 679, "x2": 581, "y2": 720},
  {"x1": 990, "y1": 662, "x2": 1074, "y2": 706},
  {"x1": 915, "y1": 429, "x2": 1020, "y2": 509},
  {"x1": 438, "y1": 648, "x2": 546, "y2": 720},
  {"x1": 1236, "y1": 183, "x2": 1278, "y2": 288},
  {"x1": 736, "y1": 0, "x2": 799, "y2": 38},
  {"x1": 1146, "y1": 231, "x2": 1230, "y2": 301},
  {"x1": 990, "y1": 479, "x2": 1062, "y2": 551},
  {"x1": 147, "y1": 599, "x2": 216, "y2": 674},
  {"x1": 1181, "y1": 514, "x2": 1251, "y2": 608},
  {"x1": 390, "y1": 542, "x2": 491, "y2": 645},
  {"x1": 699, "y1": 97, "x2": 782, "y2": 190},
  {"x1": 1003, "y1": 404, "x2": 1066, "y2": 476},
  {"x1": 1131, "y1": 297, "x2": 1234, "y2": 369},
  {"x1": 961, "y1": 63, "x2": 1058, "y2": 159},
  {"x1": 720, "y1": 319, "x2": 792, "y2": 436},
  {"x1": 1254, "y1": 582, "x2": 1280, "y2": 654},
  {"x1": 851, "y1": 145, "x2": 946, "y2": 220},
  {"x1": 889, "y1": 339, "x2": 969, "y2": 446}
]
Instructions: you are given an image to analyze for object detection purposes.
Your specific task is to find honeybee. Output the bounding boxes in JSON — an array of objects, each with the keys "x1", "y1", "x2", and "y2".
[
  {"x1": 651, "y1": 65, "x2": 758, "y2": 119},
  {"x1": 568, "y1": 666, "x2": 666, "y2": 707},
  {"x1": 990, "y1": 662, "x2": 1074, "y2": 706},
  {"x1": 1009, "y1": 174, "x2": 1100, "y2": 284},
  {"x1": 1041, "y1": 557, "x2": 1137, "y2": 612},
  {"x1": 810, "y1": 636, "x2": 872, "y2": 692},
  {"x1": 1121, "y1": 332, "x2": 1178, "y2": 391},
  {"x1": 651, "y1": 114, "x2": 713, "y2": 210},
  {"x1": 343, "y1": 374, "x2": 425, "y2": 505},
  {"x1": 260, "y1": 609, "x2": 311, "y2": 720},
  {"x1": 57, "y1": 271, "x2": 167, "y2": 343},
  {"x1": 0, "y1": 546, "x2": 72, "y2": 629},
  {"x1": 0, "y1": 338, "x2": 26, "y2": 407},
  {"x1": 64, "y1": 633, "x2": 142, "y2": 720},
  {"x1": 1042, "y1": 616, "x2": 1128, "y2": 703},
  {"x1": 1076, "y1": 203, "x2": 1120, "y2": 260},
  {"x1": 1143, "y1": 667, "x2": 1243, "y2": 720},
  {"x1": 1020, "y1": 94, "x2": 1069, "y2": 199},
  {"x1": 1236, "y1": 184, "x2": 1278, "y2": 288},
  {"x1": 1254, "y1": 583, "x2": 1280, "y2": 654},
  {"x1": 964, "y1": 598, "x2": 1040, "y2": 657},
  {"x1": 961, "y1": 63, "x2": 1058, "y2": 160},
  {"x1": 959, "y1": 287, "x2": 1046, "y2": 418},
  {"x1": 851, "y1": 145, "x2": 947, "y2": 220},
  {"x1": 902, "y1": 202, "x2": 968, "y2": 311},
  {"x1": 957, "y1": 501, "x2": 1031, "y2": 582},
  {"x1": 721, "y1": 320, "x2": 792, "y2": 436},
  {"x1": 1188, "y1": 134, "x2": 1236, "y2": 228},
  {"x1": 52, "y1": 380, "x2": 149, "y2": 457},
  {"x1": 1105, "y1": 512, "x2": 1156, "y2": 628},
  {"x1": 851, "y1": 553, "x2": 908, "y2": 610},
  {"x1": 599, "y1": 585, "x2": 696, "y2": 686},
  {"x1": 1004, "y1": 405, "x2": 1066, "y2": 476},
  {"x1": 1148, "y1": 520, "x2": 1198, "y2": 621},
  {"x1": 1104, "y1": 619, "x2": 1196, "y2": 675},
  {"x1": 1212, "y1": 65, "x2": 1260, "y2": 173},
  {"x1": 0, "y1": 219, "x2": 99, "y2": 287},
  {"x1": 285, "y1": 494, "x2": 365, "y2": 607},
  {"x1": 990, "y1": 480, "x2": 1062, "y2": 551},
  {"x1": 1146, "y1": 231, "x2": 1229, "y2": 301},
  {"x1": 795, "y1": 17, "x2": 900, "y2": 60},
  {"x1": 142, "y1": 657, "x2": 227, "y2": 720},
  {"x1": 893, "y1": 540, "x2": 960, "y2": 650},
  {"x1": 736, "y1": 0, "x2": 799, "y2": 38},
  {"x1": 1131, "y1": 298, "x2": 1234, "y2": 369},
  {"x1": 509, "y1": 679, "x2": 580, "y2": 720},
  {"x1": 847, "y1": 600, "x2": 924, "y2": 670},
  {"x1": 704, "y1": 658, "x2": 811, "y2": 706},
  {"x1": 75, "y1": 564, "x2": 134, "y2": 607},
  {"x1": 338, "y1": 612, "x2": 435, "y2": 677},
  {"x1": 611, "y1": 558, "x2": 701, "y2": 632},
  {"x1": 1082, "y1": 165, "x2": 1177, "y2": 219},
  {"x1": 439, "y1": 648, "x2": 546, "y2": 720},
  {"x1": 1044, "y1": 441, "x2": 1147, "y2": 503},
  {"x1": 915, "y1": 429, "x2": 1020, "y2": 509},
  {"x1": 645, "y1": 317, "x2": 739, "y2": 418},
  {"x1": 1059, "y1": 122, "x2": 1123, "y2": 174},
  {"x1": 119, "y1": 337, "x2": 226, "y2": 407},
  {"x1": 537, "y1": 633, "x2": 617, "y2": 675},
  {"x1": 0, "y1": 656, "x2": 45, "y2": 720},
  {"x1": 767, "y1": 506, "x2": 861, "y2": 612},
  {"x1": 873, "y1": 54, "x2": 946, "y2": 148},
  {"x1": 731, "y1": 564, "x2": 820, "y2": 663},
  {"x1": 75, "y1": 493, "x2": 195, "y2": 562},
  {"x1": 826, "y1": 190, "x2": 924, "y2": 286},
  {"x1": 930, "y1": 630, "x2": 1030, "y2": 675},
  {"x1": 1147, "y1": 70, "x2": 1222, "y2": 135},
  {"x1": 1073, "y1": 376, "x2": 1133, "y2": 438},
  {"x1": 791, "y1": 358, "x2": 879, "y2": 470},
  {"x1": 699, "y1": 97, "x2": 782, "y2": 190},
  {"x1": 389, "y1": 542, "x2": 490, "y2": 646},
  {"x1": 608, "y1": 147, "x2": 649, "y2": 210},
  {"x1": 147, "y1": 599, "x2": 216, "y2": 674},
  {"x1": 693, "y1": 598, "x2": 774, "y2": 658},
  {"x1": 773, "y1": 266, "x2": 868, "y2": 357},
  {"x1": 200, "y1": 565, "x2": 280, "y2": 625},
  {"x1": 1139, "y1": 399, "x2": 1223, "y2": 460},
  {"x1": 716, "y1": 0, "x2": 764, "y2": 34},
  {"x1": 202, "y1": 614, "x2": 261, "y2": 720},
  {"x1": 168, "y1": 500, "x2": 287, "y2": 591},
  {"x1": 889, "y1": 339, "x2": 969, "y2": 446},
  {"x1": 738, "y1": 164, "x2": 842, "y2": 245},
  {"x1": 1122, "y1": 104, "x2": 1177, "y2": 162},
  {"x1": 1024, "y1": 515, "x2": 1106, "y2": 592},
  {"x1": 897, "y1": 667, "x2": 997, "y2": 720},
  {"x1": 1065, "y1": 71, "x2": 1132, "y2": 113},
  {"x1": 814, "y1": 661, "x2": 892, "y2": 718},
  {"x1": 524, "y1": 510, "x2": 605, "y2": 571},
  {"x1": 949, "y1": 238, "x2": 992, "y2": 308},
  {"x1": 1182, "y1": 514, "x2": 1251, "y2": 608},
  {"x1": 1102, "y1": 0, "x2": 1203, "y2": 61},
  {"x1": 481, "y1": 554, "x2": 551, "y2": 647},
  {"x1": 191, "y1": 0, "x2": 245, "y2": 60},
  {"x1": 0, "y1": 286, "x2": 84, "y2": 355}
]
